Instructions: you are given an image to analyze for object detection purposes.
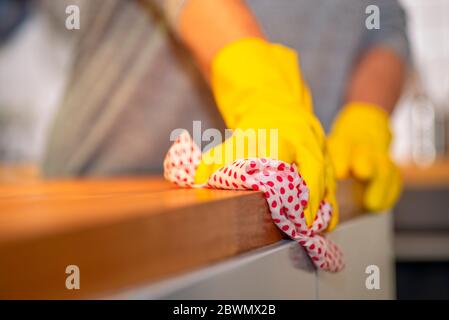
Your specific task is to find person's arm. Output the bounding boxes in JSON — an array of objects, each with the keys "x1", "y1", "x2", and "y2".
[
  {"x1": 166, "y1": 0, "x2": 338, "y2": 229},
  {"x1": 327, "y1": 0, "x2": 410, "y2": 212},
  {"x1": 345, "y1": 46, "x2": 407, "y2": 114},
  {"x1": 328, "y1": 47, "x2": 407, "y2": 212},
  {"x1": 178, "y1": 0, "x2": 264, "y2": 78}
]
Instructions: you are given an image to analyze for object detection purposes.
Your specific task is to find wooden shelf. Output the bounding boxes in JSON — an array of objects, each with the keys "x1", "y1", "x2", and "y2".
[
  {"x1": 0, "y1": 176, "x2": 363, "y2": 299},
  {"x1": 400, "y1": 157, "x2": 449, "y2": 188}
]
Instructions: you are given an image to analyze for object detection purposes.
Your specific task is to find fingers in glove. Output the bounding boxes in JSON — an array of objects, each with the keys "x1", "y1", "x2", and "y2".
[
  {"x1": 295, "y1": 148, "x2": 326, "y2": 228},
  {"x1": 194, "y1": 142, "x2": 227, "y2": 184},
  {"x1": 364, "y1": 156, "x2": 395, "y2": 211},
  {"x1": 327, "y1": 136, "x2": 350, "y2": 179},
  {"x1": 384, "y1": 164, "x2": 402, "y2": 210},
  {"x1": 351, "y1": 146, "x2": 375, "y2": 180},
  {"x1": 324, "y1": 151, "x2": 339, "y2": 231}
]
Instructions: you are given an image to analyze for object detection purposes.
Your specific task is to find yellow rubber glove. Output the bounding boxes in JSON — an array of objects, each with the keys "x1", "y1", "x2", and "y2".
[
  {"x1": 328, "y1": 102, "x2": 402, "y2": 212},
  {"x1": 195, "y1": 38, "x2": 338, "y2": 230}
]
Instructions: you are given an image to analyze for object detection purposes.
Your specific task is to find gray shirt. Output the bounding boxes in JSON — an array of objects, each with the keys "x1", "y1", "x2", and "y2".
[{"x1": 42, "y1": 0, "x2": 409, "y2": 177}]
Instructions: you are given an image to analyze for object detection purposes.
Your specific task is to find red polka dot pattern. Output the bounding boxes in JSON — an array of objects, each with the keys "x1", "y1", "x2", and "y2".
[{"x1": 164, "y1": 131, "x2": 344, "y2": 273}]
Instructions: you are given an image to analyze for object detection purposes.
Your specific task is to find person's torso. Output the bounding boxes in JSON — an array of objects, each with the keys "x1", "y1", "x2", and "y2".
[{"x1": 43, "y1": 0, "x2": 369, "y2": 176}]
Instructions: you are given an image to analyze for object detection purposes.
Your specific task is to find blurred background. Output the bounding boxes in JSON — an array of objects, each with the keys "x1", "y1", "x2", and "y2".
[
  {"x1": 0, "y1": 0, "x2": 448, "y2": 299},
  {"x1": 390, "y1": 0, "x2": 449, "y2": 300}
]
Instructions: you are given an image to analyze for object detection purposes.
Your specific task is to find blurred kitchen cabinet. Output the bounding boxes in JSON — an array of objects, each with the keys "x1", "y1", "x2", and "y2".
[
  {"x1": 118, "y1": 241, "x2": 317, "y2": 299},
  {"x1": 396, "y1": 158, "x2": 449, "y2": 231},
  {"x1": 395, "y1": 160, "x2": 449, "y2": 260},
  {"x1": 318, "y1": 214, "x2": 395, "y2": 299}
]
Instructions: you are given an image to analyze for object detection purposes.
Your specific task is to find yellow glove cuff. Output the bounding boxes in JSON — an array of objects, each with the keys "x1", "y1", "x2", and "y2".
[
  {"x1": 334, "y1": 102, "x2": 392, "y2": 145},
  {"x1": 211, "y1": 37, "x2": 313, "y2": 128}
]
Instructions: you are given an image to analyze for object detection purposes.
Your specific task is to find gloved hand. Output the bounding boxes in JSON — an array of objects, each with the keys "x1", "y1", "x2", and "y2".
[
  {"x1": 328, "y1": 102, "x2": 402, "y2": 211},
  {"x1": 194, "y1": 37, "x2": 338, "y2": 230}
]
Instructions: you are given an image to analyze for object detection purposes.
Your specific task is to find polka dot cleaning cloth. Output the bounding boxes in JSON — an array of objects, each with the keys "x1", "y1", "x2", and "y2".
[{"x1": 164, "y1": 130, "x2": 344, "y2": 272}]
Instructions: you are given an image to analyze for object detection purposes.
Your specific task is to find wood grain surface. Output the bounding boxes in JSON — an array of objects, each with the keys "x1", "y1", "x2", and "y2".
[
  {"x1": 0, "y1": 176, "x2": 363, "y2": 299},
  {"x1": 400, "y1": 157, "x2": 449, "y2": 188}
]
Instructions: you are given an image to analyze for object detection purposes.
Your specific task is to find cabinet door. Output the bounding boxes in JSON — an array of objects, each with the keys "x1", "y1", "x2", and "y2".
[
  {"x1": 317, "y1": 213, "x2": 395, "y2": 299},
  {"x1": 121, "y1": 241, "x2": 317, "y2": 300}
]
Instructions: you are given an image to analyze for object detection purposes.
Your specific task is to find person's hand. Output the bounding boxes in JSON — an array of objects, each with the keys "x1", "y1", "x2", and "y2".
[
  {"x1": 328, "y1": 102, "x2": 402, "y2": 211},
  {"x1": 194, "y1": 38, "x2": 338, "y2": 229}
]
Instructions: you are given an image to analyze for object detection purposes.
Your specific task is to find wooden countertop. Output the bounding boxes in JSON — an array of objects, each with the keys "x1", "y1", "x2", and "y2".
[
  {"x1": 0, "y1": 176, "x2": 363, "y2": 299},
  {"x1": 400, "y1": 157, "x2": 449, "y2": 188}
]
